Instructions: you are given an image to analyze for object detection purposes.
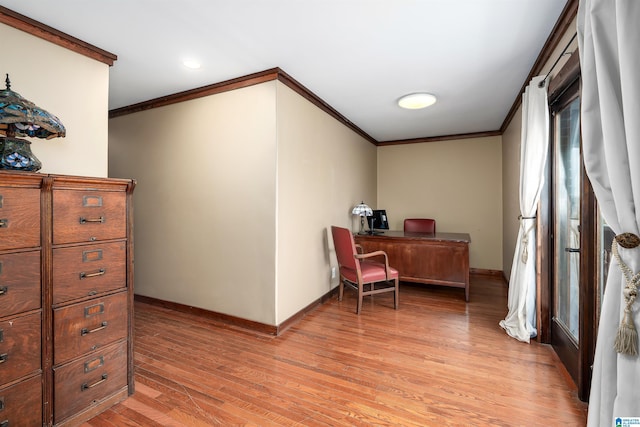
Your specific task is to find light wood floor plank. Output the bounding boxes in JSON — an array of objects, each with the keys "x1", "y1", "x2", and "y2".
[{"x1": 85, "y1": 276, "x2": 587, "y2": 426}]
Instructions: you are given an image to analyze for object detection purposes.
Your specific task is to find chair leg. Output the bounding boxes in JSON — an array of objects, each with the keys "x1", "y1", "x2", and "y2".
[
  {"x1": 338, "y1": 277, "x2": 344, "y2": 301},
  {"x1": 356, "y1": 284, "x2": 363, "y2": 314},
  {"x1": 394, "y1": 278, "x2": 399, "y2": 309}
]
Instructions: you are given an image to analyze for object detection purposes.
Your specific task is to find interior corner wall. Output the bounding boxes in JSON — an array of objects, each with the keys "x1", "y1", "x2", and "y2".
[
  {"x1": 2, "y1": 23, "x2": 110, "y2": 177},
  {"x1": 275, "y1": 82, "x2": 377, "y2": 324},
  {"x1": 377, "y1": 136, "x2": 503, "y2": 271},
  {"x1": 501, "y1": 17, "x2": 578, "y2": 282},
  {"x1": 109, "y1": 82, "x2": 278, "y2": 325}
]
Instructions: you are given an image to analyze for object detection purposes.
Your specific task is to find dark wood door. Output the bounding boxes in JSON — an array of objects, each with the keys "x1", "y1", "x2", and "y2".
[
  {"x1": 550, "y1": 89, "x2": 582, "y2": 382},
  {"x1": 543, "y1": 71, "x2": 599, "y2": 402}
]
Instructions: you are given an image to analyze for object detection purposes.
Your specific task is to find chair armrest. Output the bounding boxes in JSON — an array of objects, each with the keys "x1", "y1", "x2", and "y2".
[
  {"x1": 355, "y1": 244, "x2": 364, "y2": 254},
  {"x1": 355, "y1": 250, "x2": 393, "y2": 280}
]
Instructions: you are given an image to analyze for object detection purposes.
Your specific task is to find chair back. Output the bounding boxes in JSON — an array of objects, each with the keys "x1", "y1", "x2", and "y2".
[
  {"x1": 404, "y1": 218, "x2": 436, "y2": 233},
  {"x1": 331, "y1": 226, "x2": 359, "y2": 271}
]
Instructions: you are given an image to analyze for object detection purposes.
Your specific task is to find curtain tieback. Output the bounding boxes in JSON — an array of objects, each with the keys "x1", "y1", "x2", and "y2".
[
  {"x1": 518, "y1": 215, "x2": 537, "y2": 264},
  {"x1": 612, "y1": 233, "x2": 640, "y2": 356}
]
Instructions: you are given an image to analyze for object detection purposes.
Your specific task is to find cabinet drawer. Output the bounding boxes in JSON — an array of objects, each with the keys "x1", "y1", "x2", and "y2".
[
  {"x1": 0, "y1": 311, "x2": 41, "y2": 385},
  {"x1": 0, "y1": 251, "x2": 41, "y2": 317},
  {"x1": 53, "y1": 189, "x2": 126, "y2": 245},
  {"x1": 53, "y1": 340, "x2": 127, "y2": 424},
  {"x1": 53, "y1": 292, "x2": 127, "y2": 365},
  {"x1": 0, "y1": 374, "x2": 42, "y2": 427},
  {"x1": 0, "y1": 187, "x2": 40, "y2": 251},
  {"x1": 53, "y1": 242, "x2": 126, "y2": 305}
]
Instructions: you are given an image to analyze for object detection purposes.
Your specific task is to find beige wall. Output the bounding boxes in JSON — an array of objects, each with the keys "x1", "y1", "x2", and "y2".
[
  {"x1": 501, "y1": 18, "x2": 577, "y2": 281},
  {"x1": 501, "y1": 106, "x2": 522, "y2": 280},
  {"x1": 275, "y1": 82, "x2": 376, "y2": 323},
  {"x1": 377, "y1": 136, "x2": 503, "y2": 271},
  {"x1": 2, "y1": 23, "x2": 110, "y2": 177},
  {"x1": 109, "y1": 80, "x2": 376, "y2": 326},
  {"x1": 109, "y1": 83, "x2": 278, "y2": 324}
]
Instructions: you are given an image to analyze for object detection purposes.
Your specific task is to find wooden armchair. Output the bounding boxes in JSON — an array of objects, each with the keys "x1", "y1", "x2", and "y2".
[{"x1": 331, "y1": 226, "x2": 399, "y2": 314}]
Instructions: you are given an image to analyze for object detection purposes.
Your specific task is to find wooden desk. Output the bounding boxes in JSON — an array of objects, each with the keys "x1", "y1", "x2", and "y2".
[{"x1": 354, "y1": 231, "x2": 471, "y2": 301}]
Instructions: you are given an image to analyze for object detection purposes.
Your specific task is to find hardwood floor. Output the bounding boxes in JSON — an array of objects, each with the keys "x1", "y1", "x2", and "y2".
[{"x1": 83, "y1": 275, "x2": 588, "y2": 426}]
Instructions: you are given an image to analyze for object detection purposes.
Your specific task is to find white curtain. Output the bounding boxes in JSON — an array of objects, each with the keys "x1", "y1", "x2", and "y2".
[
  {"x1": 578, "y1": 0, "x2": 640, "y2": 425},
  {"x1": 500, "y1": 75, "x2": 549, "y2": 343}
]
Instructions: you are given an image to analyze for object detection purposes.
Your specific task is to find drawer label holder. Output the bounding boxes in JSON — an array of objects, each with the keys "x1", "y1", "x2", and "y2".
[
  {"x1": 82, "y1": 249, "x2": 103, "y2": 262},
  {"x1": 84, "y1": 303, "x2": 105, "y2": 317},
  {"x1": 82, "y1": 195, "x2": 103, "y2": 207},
  {"x1": 84, "y1": 355, "x2": 105, "y2": 373}
]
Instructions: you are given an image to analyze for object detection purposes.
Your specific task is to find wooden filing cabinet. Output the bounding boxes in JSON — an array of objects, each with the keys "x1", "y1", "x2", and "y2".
[
  {"x1": 0, "y1": 171, "x2": 135, "y2": 427},
  {"x1": 0, "y1": 173, "x2": 44, "y2": 427}
]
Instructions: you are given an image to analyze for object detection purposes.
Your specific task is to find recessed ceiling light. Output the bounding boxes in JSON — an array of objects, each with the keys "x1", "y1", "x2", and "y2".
[
  {"x1": 183, "y1": 59, "x2": 201, "y2": 69},
  {"x1": 398, "y1": 93, "x2": 437, "y2": 109}
]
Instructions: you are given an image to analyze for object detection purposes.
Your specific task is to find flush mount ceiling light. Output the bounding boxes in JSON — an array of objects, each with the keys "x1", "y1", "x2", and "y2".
[
  {"x1": 182, "y1": 59, "x2": 201, "y2": 69},
  {"x1": 397, "y1": 93, "x2": 437, "y2": 109}
]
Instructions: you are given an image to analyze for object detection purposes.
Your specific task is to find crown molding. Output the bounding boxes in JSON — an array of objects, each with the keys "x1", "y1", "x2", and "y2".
[
  {"x1": 377, "y1": 130, "x2": 502, "y2": 146},
  {"x1": 109, "y1": 68, "x2": 279, "y2": 118},
  {"x1": 0, "y1": 6, "x2": 117, "y2": 66},
  {"x1": 500, "y1": 0, "x2": 578, "y2": 133},
  {"x1": 3, "y1": 3, "x2": 578, "y2": 145},
  {"x1": 109, "y1": 67, "x2": 378, "y2": 145},
  {"x1": 275, "y1": 69, "x2": 377, "y2": 144}
]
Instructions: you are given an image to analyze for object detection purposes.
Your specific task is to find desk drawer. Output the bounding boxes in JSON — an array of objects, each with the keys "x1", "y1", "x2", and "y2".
[
  {"x1": 53, "y1": 189, "x2": 126, "y2": 245},
  {"x1": 53, "y1": 241, "x2": 126, "y2": 305},
  {"x1": 53, "y1": 340, "x2": 127, "y2": 424},
  {"x1": 0, "y1": 187, "x2": 40, "y2": 251},
  {"x1": 0, "y1": 374, "x2": 42, "y2": 427},
  {"x1": 53, "y1": 292, "x2": 127, "y2": 365},
  {"x1": 0, "y1": 311, "x2": 41, "y2": 385},
  {"x1": 0, "y1": 251, "x2": 41, "y2": 317}
]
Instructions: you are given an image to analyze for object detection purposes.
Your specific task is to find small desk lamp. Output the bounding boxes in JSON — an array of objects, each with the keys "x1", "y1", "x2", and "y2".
[
  {"x1": 352, "y1": 201, "x2": 373, "y2": 234},
  {"x1": 0, "y1": 74, "x2": 66, "y2": 171}
]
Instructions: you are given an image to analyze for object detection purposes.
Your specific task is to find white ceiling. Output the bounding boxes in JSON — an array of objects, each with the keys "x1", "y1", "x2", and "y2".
[{"x1": 1, "y1": 0, "x2": 567, "y2": 142}]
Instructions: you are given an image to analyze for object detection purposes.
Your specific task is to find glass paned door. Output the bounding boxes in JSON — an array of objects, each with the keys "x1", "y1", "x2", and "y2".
[
  {"x1": 553, "y1": 97, "x2": 581, "y2": 342},
  {"x1": 597, "y1": 211, "x2": 614, "y2": 329}
]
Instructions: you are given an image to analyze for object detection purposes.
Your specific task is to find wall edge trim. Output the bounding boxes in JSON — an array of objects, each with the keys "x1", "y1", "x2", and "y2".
[{"x1": 0, "y1": 6, "x2": 117, "y2": 66}]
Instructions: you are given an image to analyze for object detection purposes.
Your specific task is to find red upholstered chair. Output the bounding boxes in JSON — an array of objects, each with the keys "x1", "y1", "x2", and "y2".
[
  {"x1": 331, "y1": 226, "x2": 399, "y2": 314},
  {"x1": 403, "y1": 218, "x2": 436, "y2": 233}
]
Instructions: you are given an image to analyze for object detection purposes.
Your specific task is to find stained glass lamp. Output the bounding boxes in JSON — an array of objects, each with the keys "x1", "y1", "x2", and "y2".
[
  {"x1": 0, "y1": 74, "x2": 66, "y2": 171},
  {"x1": 352, "y1": 201, "x2": 373, "y2": 234}
]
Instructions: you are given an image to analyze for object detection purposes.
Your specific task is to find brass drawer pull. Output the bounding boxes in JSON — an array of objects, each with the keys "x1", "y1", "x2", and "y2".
[
  {"x1": 81, "y1": 373, "x2": 108, "y2": 391},
  {"x1": 79, "y1": 216, "x2": 105, "y2": 224},
  {"x1": 0, "y1": 286, "x2": 6, "y2": 296},
  {"x1": 0, "y1": 219, "x2": 7, "y2": 228},
  {"x1": 79, "y1": 269, "x2": 106, "y2": 279},
  {"x1": 0, "y1": 353, "x2": 7, "y2": 364},
  {"x1": 80, "y1": 321, "x2": 108, "y2": 336}
]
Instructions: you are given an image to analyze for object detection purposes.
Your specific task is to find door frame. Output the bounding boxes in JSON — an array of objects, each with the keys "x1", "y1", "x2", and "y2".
[{"x1": 538, "y1": 53, "x2": 597, "y2": 402}]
